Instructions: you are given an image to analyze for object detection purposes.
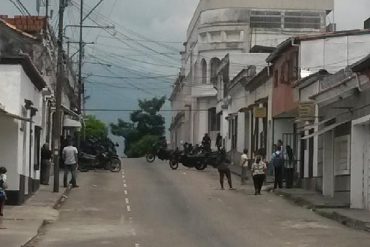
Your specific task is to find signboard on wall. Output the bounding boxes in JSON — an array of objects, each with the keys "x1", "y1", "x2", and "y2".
[
  {"x1": 254, "y1": 107, "x2": 267, "y2": 118},
  {"x1": 298, "y1": 102, "x2": 315, "y2": 119}
]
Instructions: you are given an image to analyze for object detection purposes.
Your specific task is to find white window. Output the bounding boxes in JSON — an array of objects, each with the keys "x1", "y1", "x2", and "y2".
[{"x1": 334, "y1": 135, "x2": 351, "y2": 175}]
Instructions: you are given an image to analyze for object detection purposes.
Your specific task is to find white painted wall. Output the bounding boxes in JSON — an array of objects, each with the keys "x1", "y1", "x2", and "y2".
[
  {"x1": 0, "y1": 64, "x2": 44, "y2": 191},
  {"x1": 0, "y1": 65, "x2": 21, "y2": 115},
  {"x1": 300, "y1": 34, "x2": 370, "y2": 74},
  {"x1": 0, "y1": 117, "x2": 20, "y2": 190},
  {"x1": 273, "y1": 118, "x2": 295, "y2": 144}
]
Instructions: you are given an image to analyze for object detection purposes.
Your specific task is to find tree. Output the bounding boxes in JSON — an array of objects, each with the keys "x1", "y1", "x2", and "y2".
[
  {"x1": 111, "y1": 96, "x2": 166, "y2": 157},
  {"x1": 84, "y1": 115, "x2": 108, "y2": 140}
]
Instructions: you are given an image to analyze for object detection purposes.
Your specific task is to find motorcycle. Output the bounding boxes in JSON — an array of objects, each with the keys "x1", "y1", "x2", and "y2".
[
  {"x1": 170, "y1": 146, "x2": 224, "y2": 171},
  {"x1": 79, "y1": 138, "x2": 122, "y2": 172},
  {"x1": 79, "y1": 151, "x2": 122, "y2": 172}
]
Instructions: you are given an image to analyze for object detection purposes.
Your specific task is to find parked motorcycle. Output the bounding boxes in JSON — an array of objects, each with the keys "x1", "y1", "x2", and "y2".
[
  {"x1": 146, "y1": 148, "x2": 173, "y2": 162},
  {"x1": 78, "y1": 137, "x2": 122, "y2": 172},
  {"x1": 79, "y1": 151, "x2": 121, "y2": 172},
  {"x1": 170, "y1": 145, "x2": 224, "y2": 171}
]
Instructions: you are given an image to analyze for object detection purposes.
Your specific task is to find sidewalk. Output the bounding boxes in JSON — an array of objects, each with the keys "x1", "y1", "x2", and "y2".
[
  {"x1": 0, "y1": 173, "x2": 70, "y2": 247},
  {"x1": 229, "y1": 164, "x2": 370, "y2": 233}
]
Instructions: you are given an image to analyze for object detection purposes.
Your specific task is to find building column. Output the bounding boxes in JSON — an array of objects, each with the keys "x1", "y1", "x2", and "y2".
[
  {"x1": 323, "y1": 130, "x2": 334, "y2": 197},
  {"x1": 197, "y1": 98, "x2": 209, "y2": 144}
]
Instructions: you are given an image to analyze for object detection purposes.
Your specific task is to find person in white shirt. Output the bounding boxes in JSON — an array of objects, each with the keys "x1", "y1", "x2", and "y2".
[
  {"x1": 240, "y1": 149, "x2": 249, "y2": 185},
  {"x1": 251, "y1": 155, "x2": 267, "y2": 195},
  {"x1": 62, "y1": 139, "x2": 79, "y2": 188}
]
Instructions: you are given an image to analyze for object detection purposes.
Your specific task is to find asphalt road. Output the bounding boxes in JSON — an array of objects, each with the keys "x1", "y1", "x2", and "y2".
[{"x1": 33, "y1": 158, "x2": 370, "y2": 247}]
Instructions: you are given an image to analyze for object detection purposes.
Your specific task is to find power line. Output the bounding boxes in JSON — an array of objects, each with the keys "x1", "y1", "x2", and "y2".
[
  {"x1": 7, "y1": 0, "x2": 26, "y2": 15},
  {"x1": 70, "y1": 0, "x2": 181, "y2": 62},
  {"x1": 84, "y1": 109, "x2": 211, "y2": 112},
  {"x1": 15, "y1": 0, "x2": 31, "y2": 15},
  {"x1": 86, "y1": 74, "x2": 178, "y2": 80}
]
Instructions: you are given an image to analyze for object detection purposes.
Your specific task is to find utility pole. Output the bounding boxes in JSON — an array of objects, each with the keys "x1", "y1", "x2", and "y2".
[
  {"x1": 78, "y1": 0, "x2": 83, "y2": 114},
  {"x1": 45, "y1": 0, "x2": 49, "y2": 18},
  {"x1": 44, "y1": 0, "x2": 49, "y2": 38},
  {"x1": 52, "y1": 0, "x2": 66, "y2": 193}
]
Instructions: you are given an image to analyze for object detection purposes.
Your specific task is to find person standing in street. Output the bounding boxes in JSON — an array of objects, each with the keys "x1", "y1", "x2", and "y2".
[
  {"x1": 251, "y1": 155, "x2": 267, "y2": 195},
  {"x1": 240, "y1": 149, "x2": 249, "y2": 185},
  {"x1": 0, "y1": 167, "x2": 8, "y2": 217},
  {"x1": 40, "y1": 143, "x2": 52, "y2": 185},
  {"x1": 217, "y1": 150, "x2": 234, "y2": 190},
  {"x1": 285, "y1": 145, "x2": 295, "y2": 188},
  {"x1": 272, "y1": 146, "x2": 284, "y2": 190},
  {"x1": 62, "y1": 139, "x2": 79, "y2": 188},
  {"x1": 202, "y1": 133, "x2": 211, "y2": 152},
  {"x1": 216, "y1": 133, "x2": 222, "y2": 151}
]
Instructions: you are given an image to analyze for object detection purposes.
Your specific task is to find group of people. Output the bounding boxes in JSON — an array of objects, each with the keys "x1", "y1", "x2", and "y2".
[
  {"x1": 213, "y1": 135, "x2": 295, "y2": 195},
  {"x1": 41, "y1": 138, "x2": 79, "y2": 188}
]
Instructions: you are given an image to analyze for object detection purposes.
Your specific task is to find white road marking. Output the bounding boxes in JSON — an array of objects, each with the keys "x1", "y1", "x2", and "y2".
[
  {"x1": 124, "y1": 190, "x2": 128, "y2": 195},
  {"x1": 125, "y1": 198, "x2": 130, "y2": 204},
  {"x1": 135, "y1": 244, "x2": 140, "y2": 247},
  {"x1": 123, "y1": 184, "x2": 127, "y2": 188},
  {"x1": 127, "y1": 205, "x2": 131, "y2": 212}
]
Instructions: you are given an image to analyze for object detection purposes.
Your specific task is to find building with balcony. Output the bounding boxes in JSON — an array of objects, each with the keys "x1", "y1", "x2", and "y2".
[{"x1": 170, "y1": 0, "x2": 334, "y2": 150}]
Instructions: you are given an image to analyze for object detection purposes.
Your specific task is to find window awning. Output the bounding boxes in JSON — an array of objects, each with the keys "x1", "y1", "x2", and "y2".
[
  {"x1": 64, "y1": 117, "x2": 82, "y2": 128},
  {"x1": 301, "y1": 120, "x2": 348, "y2": 140},
  {"x1": 0, "y1": 108, "x2": 31, "y2": 122}
]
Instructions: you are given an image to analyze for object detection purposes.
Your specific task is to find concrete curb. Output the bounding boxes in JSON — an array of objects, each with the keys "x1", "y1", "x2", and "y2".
[
  {"x1": 53, "y1": 186, "x2": 72, "y2": 210},
  {"x1": 21, "y1": 220, "x2": 49, "y2": 247},
  {"x1": 315, "y1": 209, "x2": 370, "y2": 233},
  {"x1": 270, "y1": 189, "x2": 370, "y2": 233},
  {"x1": 272, "y1": 190, "x2": 317, "y2": 209},
  {"x1": 23, "y1": 186, "x2": 72, "y2": 247}
]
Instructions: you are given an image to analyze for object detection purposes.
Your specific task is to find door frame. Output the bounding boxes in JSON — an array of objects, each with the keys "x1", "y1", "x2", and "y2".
[{"x1": 351, "y1": 116, "x2": 370, "y2": 209}]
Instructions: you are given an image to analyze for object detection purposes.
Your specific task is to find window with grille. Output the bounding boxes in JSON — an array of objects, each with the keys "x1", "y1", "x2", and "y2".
[
  {"x1": 284, "y1": 12, "x2": 321, "y2": 29},
  {"x1": 250, "y1": 11, "x2": 282, "y2": 28}
]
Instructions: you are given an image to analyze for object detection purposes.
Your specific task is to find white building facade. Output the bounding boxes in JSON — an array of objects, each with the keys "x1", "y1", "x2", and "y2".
[
  {"x1": 170, "y1": 0, "x2": 334, "y2": 150},
  {"x1": 0, "y1": 57, "x2": 47, "y2": 205}
]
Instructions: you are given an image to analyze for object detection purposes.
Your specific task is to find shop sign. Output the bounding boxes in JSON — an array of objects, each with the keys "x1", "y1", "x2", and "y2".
[
  {"x1": 254, "y1": 107, "x2": 267, "y2": 118},
  {"x1": 298, "y1": 102, "x2": 315, "y2": 119}
]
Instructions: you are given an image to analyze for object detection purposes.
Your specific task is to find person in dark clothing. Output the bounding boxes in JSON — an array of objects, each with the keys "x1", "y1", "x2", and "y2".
[
  {"x1": 0, "y1": 166, "x2": 8, "y2": 217},
  {"x1": 217, "y1": 150, "x2": 233, "y2": 190},
  {"x1": 202, "y1": 133, "x2": 211, "y2": 152},
  {"x1": 40, "y1": 143, "x2": 52, "y2": 185},
  {"x1": 285, "y1": 145, "x2": 295, "y2": 188},
  {"x1": 271, "y1": 146, "x2": 284, "y2": 189},
  {"x1": 216, "y1": 133, "x2": 222, "y2": 151}
]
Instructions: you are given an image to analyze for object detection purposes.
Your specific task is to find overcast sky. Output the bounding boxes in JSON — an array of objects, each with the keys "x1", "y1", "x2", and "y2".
[{"x1": 1, "y1": 0, "x2": 370, "y2": 133}]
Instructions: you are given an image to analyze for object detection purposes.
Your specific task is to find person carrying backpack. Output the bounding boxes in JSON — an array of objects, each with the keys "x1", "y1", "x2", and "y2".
[
  {"x1": 0, "y1": 167, "x2": 8, "y2": 217},
  {"x1": 272, "y1": 146, "x2": 284, "y2": 190}
]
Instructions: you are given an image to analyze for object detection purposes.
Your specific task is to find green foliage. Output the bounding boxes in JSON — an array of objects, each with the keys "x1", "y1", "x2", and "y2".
[
  {"x1": 126, "y1": 135, "x2": 159, "y2": 158},
  {"x1": 84, "y1": 115, "x2": 108, "y2": 140},
  {"x1": 110, "y1": 96, "x2": 166, "y2": 157}
]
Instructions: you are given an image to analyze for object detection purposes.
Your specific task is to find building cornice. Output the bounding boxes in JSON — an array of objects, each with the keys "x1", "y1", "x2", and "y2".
[{"x1": 0, "y1": 55, "x2": 47, "y2": 91}]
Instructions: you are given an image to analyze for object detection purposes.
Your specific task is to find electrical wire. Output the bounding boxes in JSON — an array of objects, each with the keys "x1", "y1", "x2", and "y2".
[{"x1": 7, "y1": 0, "x2": 26, "y2": 15}]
